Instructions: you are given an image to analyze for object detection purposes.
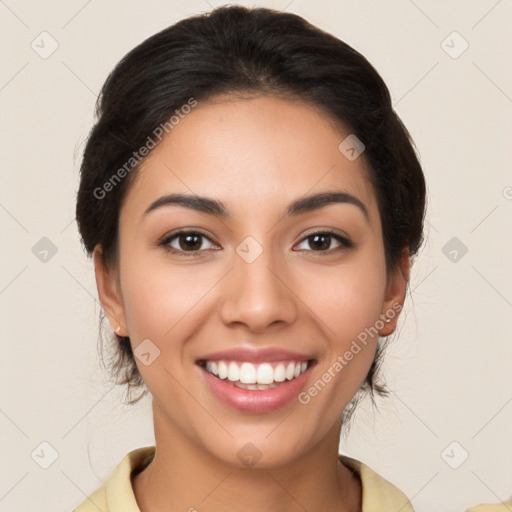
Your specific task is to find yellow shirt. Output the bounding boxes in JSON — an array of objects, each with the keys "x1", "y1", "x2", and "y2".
[
  {"x1": 466, "y1": 502, "x2": 512, "y2": 511},
  {"x1": 73, "y1": 445, "x2": 415, "y2": 511}
]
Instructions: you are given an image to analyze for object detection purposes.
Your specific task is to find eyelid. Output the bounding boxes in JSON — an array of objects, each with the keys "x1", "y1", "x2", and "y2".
[
  {"x1": 299, "y1": 227, "x2": 352, "y2": 242},
  {"x1": 158, "y1": 225, "x2": 216, "y2": 241}
]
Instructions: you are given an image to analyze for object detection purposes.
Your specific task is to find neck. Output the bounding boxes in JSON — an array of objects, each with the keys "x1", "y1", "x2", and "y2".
[{"x1": 132, "y1": 403, "x2": 361, "y2": 512}]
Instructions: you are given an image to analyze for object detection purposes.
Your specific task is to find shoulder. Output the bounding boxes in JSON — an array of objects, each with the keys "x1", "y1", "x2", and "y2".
[
  {"x1": 72, "y1": 446, "x2": 156, "y2": 512},
  {"x1": 339, "y1": 454, "x2": 415, "y2": 512}
]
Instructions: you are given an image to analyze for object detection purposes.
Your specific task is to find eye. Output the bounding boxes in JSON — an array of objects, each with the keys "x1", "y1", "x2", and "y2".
[
  {"x1": 159, "y1": 230, "x2": 220, "y2": 256},
  {"x1": 294, "y1": 230, "x2": 353, "y2": 253},
  {"x1": 158, "y1": 229, "x2": 353, "y2": 257}
]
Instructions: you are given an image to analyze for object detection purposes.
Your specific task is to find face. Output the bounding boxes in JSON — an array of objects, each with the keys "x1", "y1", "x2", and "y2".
[{"x1": 94, "y1": 94, "x2": 408, "y2": 469}]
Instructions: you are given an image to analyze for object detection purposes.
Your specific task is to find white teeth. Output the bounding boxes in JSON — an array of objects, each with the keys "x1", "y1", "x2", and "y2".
[
  {"x1": 233, "y1": 381, "x2": 278, "y2": 390},
  {"x1": 239, "y1": 362, "x2": 257, "y2": 384},
  {"x1": 256, "y1": 363, "x2": 274, "y2": 384},
  {"x1": 218, "y1": 361, "x2": 228, "y2": 379},
  {"x1": 227, "y1": 362, "x2": 239, "y2": 381},
  {"x1": 203, "y1": 359, "x2": 310, "y2": 385},
  {"x1": 274, "y1": 363, "x2": 286, "y2": 382}
]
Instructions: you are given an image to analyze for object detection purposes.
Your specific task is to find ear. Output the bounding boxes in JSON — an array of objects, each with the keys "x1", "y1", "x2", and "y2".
[
  {"x1": 378, "y1": 246, "x2": 410, "y2": 336},
  {"x1": 93, "y1": 245, "x2": 128, "y2": 336}
]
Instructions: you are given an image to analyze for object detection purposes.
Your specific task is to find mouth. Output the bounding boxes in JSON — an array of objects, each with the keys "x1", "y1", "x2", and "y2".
[
  {"x1": 196, "y1": 359, "x2": 315, "y2": 390},
  {"x1": 195, "y1": 356, "x2": 317, "y2": 413}
]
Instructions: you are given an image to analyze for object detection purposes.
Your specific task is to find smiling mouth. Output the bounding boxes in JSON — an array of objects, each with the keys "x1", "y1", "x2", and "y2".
[{"x1": 196, "y1": 359, "x2": 316, "y2": 390}]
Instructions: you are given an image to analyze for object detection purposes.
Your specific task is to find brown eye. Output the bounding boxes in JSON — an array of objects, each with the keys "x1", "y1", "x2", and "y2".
[
  {"x1": 177, "y1": 233, "x2": 203, "y2": 251},
  {"x1": 308, "y1": 233, "x2": 333, "y2": 251},
  {"x1": 159, "y1": 230, "x2": 219, "y2": 256},
  {"x1": 295, "y1": 231, "x2": 353, "y2": 253}
]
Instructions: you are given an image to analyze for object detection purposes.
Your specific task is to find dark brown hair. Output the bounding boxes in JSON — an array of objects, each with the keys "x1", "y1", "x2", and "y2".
[{"x1": 75, "y1": 5, "x2": 426, "y2": 432}]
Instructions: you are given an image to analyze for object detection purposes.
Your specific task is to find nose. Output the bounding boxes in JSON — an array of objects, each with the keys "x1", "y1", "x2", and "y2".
[{"x1": 219, "y1": 241, "x2": 298, "y2": 333}]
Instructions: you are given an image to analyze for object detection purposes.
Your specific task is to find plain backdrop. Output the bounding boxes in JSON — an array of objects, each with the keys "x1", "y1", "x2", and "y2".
[{"x1": 1, "y1": 1, "x2": 511, "y2": 511}]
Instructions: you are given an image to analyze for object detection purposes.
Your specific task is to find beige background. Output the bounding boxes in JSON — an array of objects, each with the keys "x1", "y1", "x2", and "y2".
[{"x1": 1, "y1": 1, "x2": 511, "y2": 511}]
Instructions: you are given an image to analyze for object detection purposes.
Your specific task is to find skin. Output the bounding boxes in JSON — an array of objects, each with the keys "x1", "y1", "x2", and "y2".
[{"x1": 94, "y1": 94, "x2": 410, "y2": 512}]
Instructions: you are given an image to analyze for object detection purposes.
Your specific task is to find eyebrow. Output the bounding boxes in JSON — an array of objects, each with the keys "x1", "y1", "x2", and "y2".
[{"x1": 143, "y1": 191, "x2": 369, "y2": 223}]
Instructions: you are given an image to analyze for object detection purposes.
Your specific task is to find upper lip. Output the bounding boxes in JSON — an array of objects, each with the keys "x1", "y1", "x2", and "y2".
[{"x1": 196, "y1": 347, "x2": 315, "y2": 364}]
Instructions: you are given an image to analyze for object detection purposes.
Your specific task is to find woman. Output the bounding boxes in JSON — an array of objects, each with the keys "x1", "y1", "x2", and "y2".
[{"x1": 74, "y1": 5, "x2": 426, "y2": 511}]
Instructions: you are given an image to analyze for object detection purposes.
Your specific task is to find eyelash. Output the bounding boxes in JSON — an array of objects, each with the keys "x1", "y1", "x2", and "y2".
[{"x1": 157, "y1": 229, "x2": 354, "y2": 257}]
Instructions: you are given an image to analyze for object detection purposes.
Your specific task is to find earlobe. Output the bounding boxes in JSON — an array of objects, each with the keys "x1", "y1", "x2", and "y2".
[
  {"x1": 379, "y1": 247, "x2": 410, "y2": 336},
  {"x1": 93, "y1": 245, "x2": 127, "y2": 336}
]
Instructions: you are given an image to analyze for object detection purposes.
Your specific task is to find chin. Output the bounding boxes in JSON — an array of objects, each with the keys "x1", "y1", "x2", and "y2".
[{"x1": 200, "y1": 433, "x2": 309, "y2": 471}]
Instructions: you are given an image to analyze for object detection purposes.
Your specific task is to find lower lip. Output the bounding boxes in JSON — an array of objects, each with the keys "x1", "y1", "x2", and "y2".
[{"x1": 199, "y1": 364, "x2": 313, "y2": 413}]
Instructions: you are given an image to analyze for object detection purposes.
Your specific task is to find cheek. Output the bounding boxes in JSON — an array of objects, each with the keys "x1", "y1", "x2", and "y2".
[
  {"x1": 315, "y1": 280, "x2": 383, "y2": 393},
  {"x1": 304, "y1": 249, "x2": 387, "y2": 400},
  {"x1": 312, "y1": 254, "x2": 387, "y2": 342},
  {"x1": 304, "y1": 267, "x2": 386, "y2": 407},
  {"x1": 120, "y1": 253, "x2": 215, "y2": 342},
  {"x1": 119, "y1": 258, "x2": 218, "y2": 395}
]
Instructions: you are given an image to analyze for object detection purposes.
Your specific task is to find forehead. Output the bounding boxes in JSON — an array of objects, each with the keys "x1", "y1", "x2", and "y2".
[{"x1": 121, "y1": 95, "x2": 379, "y2": 226}]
